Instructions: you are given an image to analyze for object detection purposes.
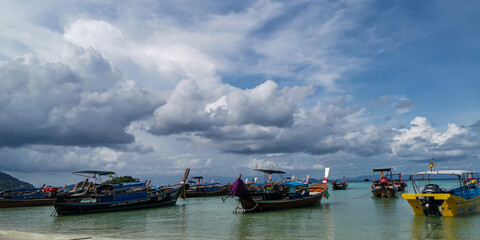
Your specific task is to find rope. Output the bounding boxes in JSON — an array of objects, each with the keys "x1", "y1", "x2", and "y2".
[
  {"x1": 241, "y1": 200, "x2": 259, "y2": 213},
  {"x1": 233, "y1": 198, "x2": 259, "y2": 214},
  {"x1": 425, "y1": 222, "x2": 441, "y2": 239},
  {"x1": 353, "y1": 191, "x2": 371, "y2": 199},
  {"x1": 222, "y1": 195, "x2": 233, "y2": 202}
]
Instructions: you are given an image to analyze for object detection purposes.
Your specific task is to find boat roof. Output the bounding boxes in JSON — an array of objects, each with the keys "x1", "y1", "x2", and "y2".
[
  {"x1": 411, "y1": 170, "x2": 474, "y2": 176},
  {"x1": 73, "y1": 170, "x2": 116, "y2": 176},
  {"x1": 253, "y1": 169, "x2": 286, "y2": 174},
  {"x1": 191, "y1": 176, "x2": 204, "y2": 179},
  {"x1": 373, "y1": 168, "x2": 392, "y2": 172}
]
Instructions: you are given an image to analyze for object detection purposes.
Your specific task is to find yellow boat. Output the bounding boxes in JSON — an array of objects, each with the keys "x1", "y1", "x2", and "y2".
[{"x1": 402, "y1": 170, "x2": 480, "y2": 217}]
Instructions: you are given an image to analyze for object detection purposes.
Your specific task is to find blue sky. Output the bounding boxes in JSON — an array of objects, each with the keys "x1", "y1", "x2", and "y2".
[{"x1": 0, "y1": 0, "x2": 479, "y2": 186}]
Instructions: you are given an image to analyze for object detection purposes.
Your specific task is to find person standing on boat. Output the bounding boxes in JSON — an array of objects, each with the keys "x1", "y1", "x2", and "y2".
[{"x1": 380, "y1": 172, "x2": 388, "y2": 184}]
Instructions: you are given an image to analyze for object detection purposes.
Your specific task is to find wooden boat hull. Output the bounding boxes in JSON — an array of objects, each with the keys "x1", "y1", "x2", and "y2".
[
  {"x1": 186, "y1": 185, "x2": 230, "y2": 198},
  {"x1": 394, "y1": 181, "x2": 407, "y2": 191},
  {"x1": 332, "y1": 183, "x2": 348, "y2": 190},
  {"x1": 0, "y1": 198, "x2": 56, "y2": 208},
  {"x1": 54, "y1": 185, "x2": 183, "y2": 216},
  {"x1": 370, "y1": 186, "x2": 397, "y2": 198},
  {"x1": 239, "y1": 191, "x2": 325, "y2": 213},
  {"x1": 402, "y1": 193, "x2": 480, "y2": 217}
]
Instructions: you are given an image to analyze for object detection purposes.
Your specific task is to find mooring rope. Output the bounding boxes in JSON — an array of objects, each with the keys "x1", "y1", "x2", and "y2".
[
  {"x1": 353, "y1": 191, "x2": 371, "y2": 199},
  {"x1": 233, "y1": 199, "x2": 259, "y2": 214},
  {"x1": 425, "y1": 222, "x2": 441, "y2": 239},
  {"x1": 221, "y1": 195, "x2": 232, "y2": 202}
]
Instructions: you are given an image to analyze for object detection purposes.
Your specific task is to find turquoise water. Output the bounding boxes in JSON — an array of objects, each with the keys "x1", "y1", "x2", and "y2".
[{"x1": 0, "y1": 181, "x2": 479, "y2": 239}]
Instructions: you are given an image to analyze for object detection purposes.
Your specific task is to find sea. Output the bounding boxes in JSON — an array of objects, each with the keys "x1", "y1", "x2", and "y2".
[{"x1": 0, "y1": 181, "x2": 478, "y2": 240}]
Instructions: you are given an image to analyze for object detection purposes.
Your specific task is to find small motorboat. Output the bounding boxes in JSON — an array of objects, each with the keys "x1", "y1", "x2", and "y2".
[{"x1": 402, "y1": 170, "x2": 480, "y2": 217}]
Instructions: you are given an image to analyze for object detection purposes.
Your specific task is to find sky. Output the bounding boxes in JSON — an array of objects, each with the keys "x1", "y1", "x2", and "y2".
[{"x1": 0, "y1": 0, "x2": 479, "y2": 186}]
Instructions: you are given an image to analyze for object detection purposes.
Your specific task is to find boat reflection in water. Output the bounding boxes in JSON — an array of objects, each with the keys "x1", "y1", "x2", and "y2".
[{"x1": 408, "y1": 214, "x2": 478, "y2": 239}]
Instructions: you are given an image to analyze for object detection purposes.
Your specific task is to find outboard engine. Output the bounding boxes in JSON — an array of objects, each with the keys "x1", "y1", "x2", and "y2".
[
  {"x1": 44, "y1": 187, "x2": 59, "y2": 198},
  {"x1": 422, "y1": 184, "x2": 442, "y2": 194},
  {"x1": 420, "y1": 184, "x2": 444, "y2": 216}
]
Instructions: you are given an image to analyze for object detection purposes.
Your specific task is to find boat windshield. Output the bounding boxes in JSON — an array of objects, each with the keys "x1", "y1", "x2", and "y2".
[{"x1": 410, "y1": 171, "x2": 480, "y2": 199}]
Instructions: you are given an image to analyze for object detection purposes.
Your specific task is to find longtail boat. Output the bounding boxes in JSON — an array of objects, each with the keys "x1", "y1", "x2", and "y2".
[
  {"x1": 402, "y1": 170, "x2": 480, "y2": 217},
  {"x1": 393, "y1": 173, "x2": 408, "y2": 191},
  {"x1": 331, "y1": 176, "x2": 348, "y2": 190},
  {"x1": 230, "y1": 168, "x2": 329, "y2": 213},
  {"x1": 54, "y1": 168, "x2": 190, "y2": 215},
  {"x1": 0, "y1": 186, "x2": 57, "y2": 208},
  {"x1": 370, "y1": 168, "x2": 397, "y2": 198},
  {"x1": 185, "y1": 176, "x2": 230, "y2": 197},
  {"x1": 243, "y1": 169, "x2": 288, "y2": 196}
]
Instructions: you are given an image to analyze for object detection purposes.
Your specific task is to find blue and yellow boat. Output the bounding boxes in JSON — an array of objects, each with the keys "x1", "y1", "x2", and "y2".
[{"x1": 402, "y1": 170, "x2": 480, "y2": 217}]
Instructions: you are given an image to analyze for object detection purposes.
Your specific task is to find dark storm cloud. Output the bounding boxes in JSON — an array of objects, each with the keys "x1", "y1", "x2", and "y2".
[{"x1": 0, "y1": 47, "x2": 161, "y2": 148}]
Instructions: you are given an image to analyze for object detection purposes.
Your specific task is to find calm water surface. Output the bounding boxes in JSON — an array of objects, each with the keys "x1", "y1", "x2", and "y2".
[{"x1": 0, "y1": 181, "x2": 478, "y2": 239}]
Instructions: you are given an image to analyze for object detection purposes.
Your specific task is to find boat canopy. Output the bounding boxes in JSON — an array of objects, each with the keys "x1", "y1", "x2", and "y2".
[
  {"x1": 411, "y1": 170, "x2": 474, "y2": 176},
  {"x1": 253, "y1": 169, "x2": 286, "y2": 174},
  {"x1": 373, "y1": 168, "x2": 393, "y2": 172},
  {"x1": 112, "y1": 182, "x2": 145, "y2": 190},
  {"x1": 191, "y1": 176, "x2": 204, "y2": 179},
  {"x1": 281, "y1": 181, "x2": 308, "y2": 187},
  {"x1": 73, "y1": 170, "x2": 116, "y2": 176},
  {"x1": 9, "y1": 188, "x2": 44, "y2": 193}
]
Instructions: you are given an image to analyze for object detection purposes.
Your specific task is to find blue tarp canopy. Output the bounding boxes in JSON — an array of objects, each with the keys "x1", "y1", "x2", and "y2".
[
  {"x1": 281, "y1": 182, "x2": 308, "y2": 187},
  {"x1": 11, "y1": 188, "x2": 43, "y2": 193},
  {"x1": 192, "y1": 182, "x2": 219, "y2": 186},
  {"x1": 113, "y1": 182, "x2": 145, "y2": 190}
]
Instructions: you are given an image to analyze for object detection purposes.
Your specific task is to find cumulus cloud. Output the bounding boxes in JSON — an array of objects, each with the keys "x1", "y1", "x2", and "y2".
[
  {"x1": 390, "y1": 117, "x2": 478, "y2": 159},
  {"x1": 63, "y1": 19, "x2": 224, "y2": 91},
  {"x1": 150, "y1": 83, "x2": 392, "y2": 157},
  {"x1": 150, "y1": 80, "x2": 314, "y2": 135},
  {"x1": 0, "y1": 46, "x2": 161, "y2": 148}
]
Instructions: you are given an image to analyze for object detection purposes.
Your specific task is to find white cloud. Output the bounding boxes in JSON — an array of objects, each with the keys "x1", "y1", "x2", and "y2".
[
  {"x1": 150, "y1": 79, "x2": 314, "y2": 135},
  {"x1": 390, "y1": 117, "x2": 477, "y2": 159}
]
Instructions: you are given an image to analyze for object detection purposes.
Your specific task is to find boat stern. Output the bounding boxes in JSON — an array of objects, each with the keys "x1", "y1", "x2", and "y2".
[{"x1": 402, "y1": 193, "x2": 467, "y2": 217}]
